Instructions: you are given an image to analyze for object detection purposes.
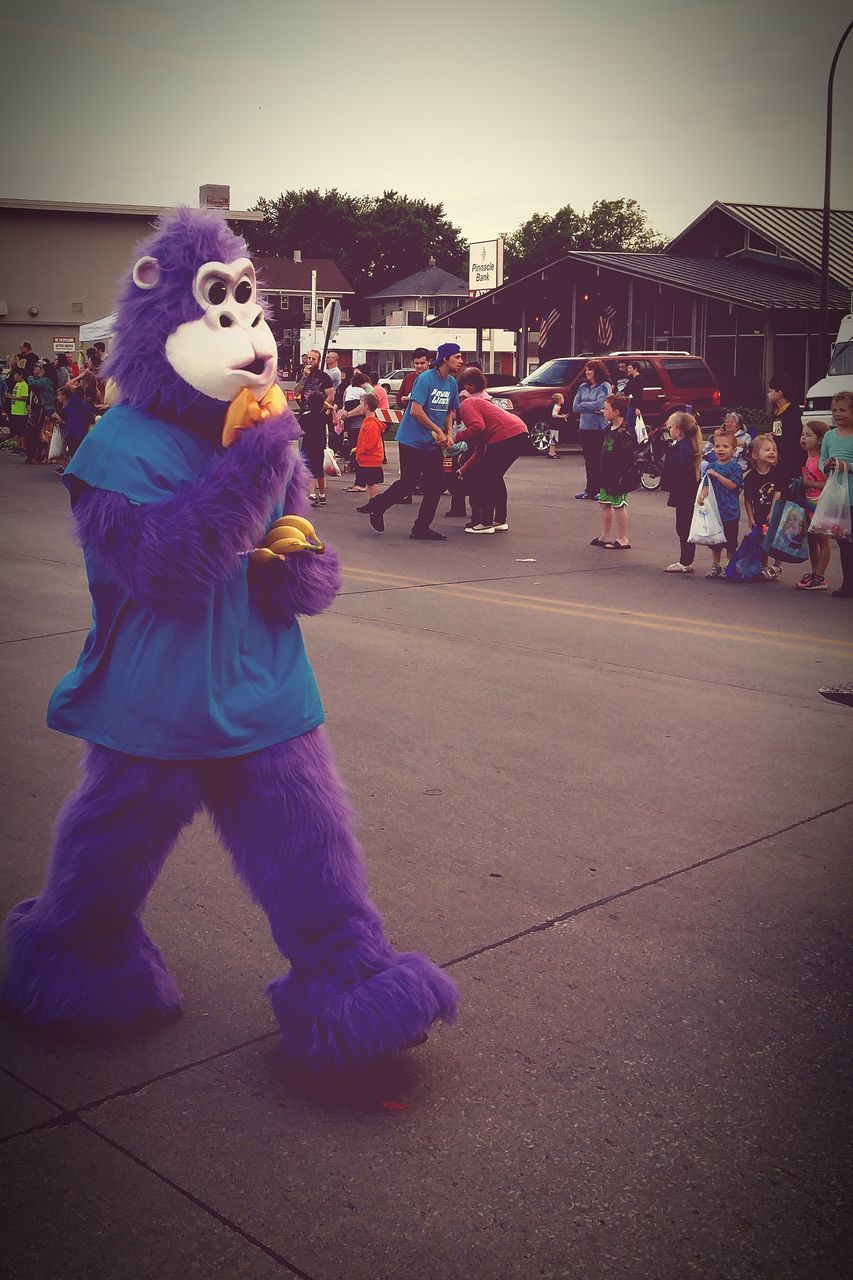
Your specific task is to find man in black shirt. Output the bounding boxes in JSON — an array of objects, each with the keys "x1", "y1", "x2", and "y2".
[{"x1": 767, "y1": 374, "x2": 805, "y2": 487}]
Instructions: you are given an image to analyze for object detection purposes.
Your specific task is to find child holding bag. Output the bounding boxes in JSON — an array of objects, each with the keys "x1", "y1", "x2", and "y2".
[
  {"x1": 819, "y1": 391, "x2": 853, "y2": 598},
  {"x1": 698, "y1": 429, "x2": 743, "y2": 578},
  {"x1": 663, "y1": 411, "x2": 703, "y2": 573},
  {"x1": 797, "y1": 421, "x2": 829, "y2": 590}
]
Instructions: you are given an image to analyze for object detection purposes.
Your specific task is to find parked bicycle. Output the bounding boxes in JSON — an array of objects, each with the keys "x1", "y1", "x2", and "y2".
[{"x1": 634, "y1": 423, "x2": 671, "y2": 490}]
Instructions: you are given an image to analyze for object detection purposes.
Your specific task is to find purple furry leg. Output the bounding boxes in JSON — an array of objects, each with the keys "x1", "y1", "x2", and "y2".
[
  {"x1": 2, "y1": 745, "x2": 202, "y2": 1034},
  {"x1": 206, "y1": 730, "x2": 459, "y2": 1072}
]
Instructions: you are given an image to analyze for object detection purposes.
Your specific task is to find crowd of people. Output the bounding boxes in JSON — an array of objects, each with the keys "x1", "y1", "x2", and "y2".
[
  {"x1": 292, "y1": 345, "x2": 853, "y2": 597},
  {"x1": 5, "y1": 336, "x2": 851, "y2": 599},
  {"x1": 2, "y1": 340, "x2": 106, "y2": 472}
]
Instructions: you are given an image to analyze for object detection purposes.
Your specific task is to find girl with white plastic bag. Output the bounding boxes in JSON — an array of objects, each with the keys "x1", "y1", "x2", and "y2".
[{"x1": 818, "y1": 390, "x2": 853, "y2": 598}]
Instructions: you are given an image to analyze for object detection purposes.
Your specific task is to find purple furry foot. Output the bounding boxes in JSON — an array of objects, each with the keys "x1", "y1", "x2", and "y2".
[
  {"x1": 2, "y1": 898, "x2": 182, "y2": 1036},
  {"x1": 267, "y1": 952, "x2": 459, "y2": 1073}
]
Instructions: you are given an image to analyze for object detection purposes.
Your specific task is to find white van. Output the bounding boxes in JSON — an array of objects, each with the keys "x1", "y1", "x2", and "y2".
[{"x1": 803, "y1": 314, "x2": 853, "y2": 426}]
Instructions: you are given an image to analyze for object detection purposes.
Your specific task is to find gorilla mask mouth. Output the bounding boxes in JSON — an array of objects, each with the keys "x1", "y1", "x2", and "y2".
[{"x1": 240, "y1": 356, "x2": 268, "y2": 376}]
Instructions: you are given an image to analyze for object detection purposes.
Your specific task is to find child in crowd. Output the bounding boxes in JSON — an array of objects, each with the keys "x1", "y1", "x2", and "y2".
[
  {"x1": 663, "y1": 410, "x2": 703, "y2": 572},
  {"x1": 742, "y1": 433, "x2": 781, "y2": 581},
  {"x1": 548, "y1": 392, "x2": 568, "y2": 459},
  {"x1": 590, "y1": 394, "x2": 635, "y2": 550},
  {"x1": 10, "y1": 368, "x2": 29, "y2": 452},
  {"x1": 797, "y1": 421, "x2": 829, "y2": 591},
  {"x1": 354, "y1": 393, "x2": 386, "y2": 510},
  {"x1": 699, "y1": 428, "x2": 743, "y2": 577},
  {"x1": 820, "y1": 390, "x2": 853, "y2": 599},
  {"x1": 62, "y1": 384, "x2": 97, "y2": 463}
]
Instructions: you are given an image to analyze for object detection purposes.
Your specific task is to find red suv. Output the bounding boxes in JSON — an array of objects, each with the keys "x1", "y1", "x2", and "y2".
[{"x1": 490, "y1": 352, "x2": 721, "y2": 453}]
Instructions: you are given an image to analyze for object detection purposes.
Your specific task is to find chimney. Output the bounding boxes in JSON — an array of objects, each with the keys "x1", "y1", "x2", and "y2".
[
  {"x1": 293, "y1": 250, "x2": 302, "y2": 263},
  {"x1": 199, "y1": 184, "x2": 230, "y2": 210}
]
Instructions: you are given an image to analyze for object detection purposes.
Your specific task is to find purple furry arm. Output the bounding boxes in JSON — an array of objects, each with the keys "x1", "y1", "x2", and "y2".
[
  {"x1": 251, "y1": 544, "x2": 342, "y2": 621},
  {"x1": 72, "y1": 419, "x2": 295, "y2": 614}
]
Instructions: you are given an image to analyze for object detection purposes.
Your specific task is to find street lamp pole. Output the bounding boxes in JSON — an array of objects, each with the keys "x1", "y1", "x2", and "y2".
[{"x1": 818, "y1": 18, "x2": 853, "y2": 356}]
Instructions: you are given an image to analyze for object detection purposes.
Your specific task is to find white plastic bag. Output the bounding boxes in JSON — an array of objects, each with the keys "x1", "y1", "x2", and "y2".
[
  {"x1": 48, "y1": 424, "x2": 65, "y2": 460},
  {"x1": 323, "y1": 446, "x2": 341, "y2": 477},
  {"x1": 634, "y1": 410, "x2": 648, "y2": 444},
  {"x1": 688, "y1": 476, "x2": 725, "y2": 545},
  {"x1": 809, "y1": 463, "x2": 852, "y2": 541}
]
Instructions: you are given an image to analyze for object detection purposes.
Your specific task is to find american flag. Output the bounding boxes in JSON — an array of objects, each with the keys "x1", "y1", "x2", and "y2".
[
  {"x1": 538, "y1": 308, "x2": 560, "y2": 352},
  {"x1": 597, "y1": 304, "x2": 616, "y2": 350}
]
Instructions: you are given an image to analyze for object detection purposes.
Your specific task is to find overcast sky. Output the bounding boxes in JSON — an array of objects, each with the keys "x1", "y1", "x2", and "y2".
[{"x1": 7, "y1": 0, "x2": 853, "y2": 246}]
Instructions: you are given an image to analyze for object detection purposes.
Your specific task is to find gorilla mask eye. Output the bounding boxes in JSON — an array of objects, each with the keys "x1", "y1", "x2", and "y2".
[
  {"x1": 234, "y1": 278, "x2": 253, "y2": 305},
  {"x1": 205, "y1": 278, "x2": 228, "y2": 306}
]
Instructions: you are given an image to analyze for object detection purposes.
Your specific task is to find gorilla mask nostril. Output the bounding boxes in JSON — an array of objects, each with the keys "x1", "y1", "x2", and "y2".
[{"x1": 219, "y1": 315, "x2": 233, "y2": 328}]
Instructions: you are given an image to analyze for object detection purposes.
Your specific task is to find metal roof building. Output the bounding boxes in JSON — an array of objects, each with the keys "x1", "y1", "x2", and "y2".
[{"x1": 432, "y1": 201, "x2": 853, "y2": 408}]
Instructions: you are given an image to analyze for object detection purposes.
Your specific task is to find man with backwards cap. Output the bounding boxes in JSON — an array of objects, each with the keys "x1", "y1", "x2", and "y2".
[{"x1": 366, "y1": 342, "x2": 463, "y2": 540}]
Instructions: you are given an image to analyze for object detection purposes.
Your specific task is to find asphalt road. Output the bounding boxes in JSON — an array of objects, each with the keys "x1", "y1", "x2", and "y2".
[{"x1": 1, "y1": 446, "x2": 851, "y2": 1280}]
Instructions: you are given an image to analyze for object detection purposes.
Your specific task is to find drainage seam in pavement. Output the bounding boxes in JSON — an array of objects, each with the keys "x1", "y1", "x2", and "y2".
[
  {"x1": 77, "y1": 1117, "x2": 314, "y2": 1279},
  {"x1": 441, "y1": 798, "x2": 853, "y2": 968},
  {"x1": 0, "y1": 1029, "x2": 278, "y2": 1142},
  {"x1": 0, "y1": 626, "x2": 90, "y2": 646}
]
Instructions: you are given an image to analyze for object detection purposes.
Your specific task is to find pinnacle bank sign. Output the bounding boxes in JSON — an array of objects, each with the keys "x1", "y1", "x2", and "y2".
[{"x1": 468, "y1": 238, "x2": 504, "y2": 294}]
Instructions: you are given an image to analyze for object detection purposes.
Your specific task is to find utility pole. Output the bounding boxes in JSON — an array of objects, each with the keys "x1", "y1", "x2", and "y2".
[{"x1": 818, "y1": 19, "x2": 853, "y2": 358}]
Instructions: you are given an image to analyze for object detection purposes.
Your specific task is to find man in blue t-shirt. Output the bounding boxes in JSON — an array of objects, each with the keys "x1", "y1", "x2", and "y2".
[{"x1": 367, "y1": 342, "x2": 463, "y2": 541}]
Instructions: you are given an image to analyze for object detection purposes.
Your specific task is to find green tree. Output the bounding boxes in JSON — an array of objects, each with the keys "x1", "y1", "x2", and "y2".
[
  {"x1": 505, "y1": 198, "x2": 663, "y2": 279},
  {"x1": 577, "y1": 199, "x2": 665, "y2": 252},
  {"x1": 240, "y1": 189, "x2": 467, "y2": 294}
]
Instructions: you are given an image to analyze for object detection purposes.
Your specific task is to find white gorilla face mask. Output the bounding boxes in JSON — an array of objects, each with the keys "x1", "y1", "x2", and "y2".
[{"x1": 163, "y1": 258, "x2": 278, "y2": 402}]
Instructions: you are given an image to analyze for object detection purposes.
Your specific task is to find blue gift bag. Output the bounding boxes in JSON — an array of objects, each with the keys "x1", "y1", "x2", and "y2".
[
  {"x1": 725, "y1": 528, "x2": 766, "y2": 582},
  {"x1": 762, "y1": 482, "x2": 809, "y2": 563}
]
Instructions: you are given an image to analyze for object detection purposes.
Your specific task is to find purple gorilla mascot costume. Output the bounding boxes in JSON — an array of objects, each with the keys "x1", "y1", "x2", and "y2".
[{"x1": 2, "y1": 208, "x2": 458, "y2": 1072}]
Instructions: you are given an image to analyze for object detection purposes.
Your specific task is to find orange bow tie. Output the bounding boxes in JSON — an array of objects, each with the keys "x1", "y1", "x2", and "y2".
[{"x1": 221, "y1": 383, "x2": 286, "y2": 448}]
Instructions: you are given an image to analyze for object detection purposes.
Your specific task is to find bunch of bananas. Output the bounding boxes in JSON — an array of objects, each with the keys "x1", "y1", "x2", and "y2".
[{"x1": 250, "y1": 515, "x2": 325, "y2": 564}]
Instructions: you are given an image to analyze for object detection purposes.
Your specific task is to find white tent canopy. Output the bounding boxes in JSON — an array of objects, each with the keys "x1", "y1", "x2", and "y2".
[{"x1": 79, "y1": 314, "x2": 116, "y2": 343}]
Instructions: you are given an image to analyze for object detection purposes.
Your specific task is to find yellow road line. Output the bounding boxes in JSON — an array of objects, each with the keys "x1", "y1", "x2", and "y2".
[{"x1": 341, "y1": 566, "x2": 853, "y2": 654}]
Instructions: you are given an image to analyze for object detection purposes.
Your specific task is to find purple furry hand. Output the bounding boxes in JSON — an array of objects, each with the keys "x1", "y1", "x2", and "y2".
[
  {"x1": 73, "y1": 416, "x2": 299, "y2": 614},
  {"x1": 251, "y1": 543, "x2": 342, "y2": 621}
]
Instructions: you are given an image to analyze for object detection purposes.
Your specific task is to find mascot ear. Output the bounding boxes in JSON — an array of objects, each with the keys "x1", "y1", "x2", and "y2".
[{"x1": 132, "y1": 256, "x2": 161, "y2": 290}]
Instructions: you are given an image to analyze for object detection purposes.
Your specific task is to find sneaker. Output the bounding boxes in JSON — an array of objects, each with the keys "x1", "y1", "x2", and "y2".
[
  {"x1": 801, "y1": 574, "x2": 827, "y2": 591},
  {"x1": 575, "y1": 491, "x2": 590, "y2": 500},
  {"x1": 465, "y1": 523, "x2": 495, "y2": 534},
  {"x1": 705, "y1": 564, "x2": 723, "y2": 579},
  {"x1": 665, "y1": 562, "x2": 694, "y2": 573},
  {"x1": 492, "y1": 522, "x2": 509, "y2": 532},
  {"x1": 369, "y1": 510, "x2": 385, "y2": 533},
  {"x1": 761, "y1": 566, "x2": 777, "y2": 581},
  {"x1": 309, "y1": 493, "x2": 319, "y2": 506},
  {"x1": 410, "y1": 527, "x2": 446, "y2": 541},
  {"x1": 796, "y1": 571, "x2": 814, "y2": 587},
  {"x1": 355, "y1": 503, "x2": 371, "y2": 514},
  {"x1": 819, "y1": 682, "x2": 853, "y2": 705},
  {"x1": 318, "y1": 494, "x2": 327, "y2": 505}
]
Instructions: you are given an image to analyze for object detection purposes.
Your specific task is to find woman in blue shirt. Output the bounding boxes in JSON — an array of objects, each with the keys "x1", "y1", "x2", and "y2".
[{"x1": 572, "y1": 359, "x2": 611, "y2": 499}]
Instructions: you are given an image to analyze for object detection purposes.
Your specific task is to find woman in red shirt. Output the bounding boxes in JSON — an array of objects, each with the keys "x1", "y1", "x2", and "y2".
[{"x1": 456, "y1": 369, "x2": 529, "y2": 533}]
